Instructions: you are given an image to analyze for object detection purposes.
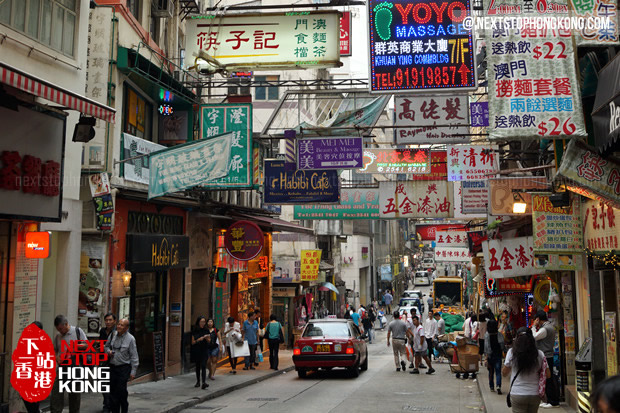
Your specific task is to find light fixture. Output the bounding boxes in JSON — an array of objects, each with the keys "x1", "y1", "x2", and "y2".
[
  {"x1": 512, "y1": 192, "x2": 527, "y2": 214},
  {"x1": 549, "y1": 191, "x2": 570, "y2": 208},
  {"x1": 72, "y1": 116, "x2": 96, "y2": 142},
  {"x1": 122, "y1": 270, "x2": 132, "y2": 293}
]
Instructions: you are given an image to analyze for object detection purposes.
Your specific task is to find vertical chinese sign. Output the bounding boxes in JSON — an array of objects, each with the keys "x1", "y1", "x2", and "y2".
[
  {"x1": 340, "y1": 11, "x2": 352, "y2": 56},
  {"x1": 470, "y1": 102, "x2": 490, "y2": 127},
  {"x1": 379, "y1": 181, "x2": 454, "y2": 219},
  {"x1": 301, "y1": 250, "x2": 322, "y2": 281},
  {"x1": 532, "y1": 193, "x2": 583, "y2": 253},
  {"x1": 482, "y1": 236, "x2": 546, "y2": 278},
  {"x1": 582, "y1": 199, "x2": 620, "y2": 252},
  {"x1": 447, "y1": 145, "x2": 497, "y2": 181},
  {"x1": 200, "y1": 104, "x2": 253, "y2": 188}
]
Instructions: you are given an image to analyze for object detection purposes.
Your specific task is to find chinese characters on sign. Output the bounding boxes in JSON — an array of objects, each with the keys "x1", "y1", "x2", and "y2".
[
  {"x1": 186, "y1": 12, "x2": 340, "y2": 69},
  {"x1": 569, "y1": 0, "x2": 619, "y2": 46},
  {"x1": 435, "y1": 231, "x2": 468, "y2": 247},
  {"x1": 264, "y1": 160, "x2": 340, "y2": 204},
  {"x1": 582, "y1": 199, "x2": 620, "y2": 252},
  {"x1": 470, "y1": 102, "x2": 490, "y2": 127},
  {"x1": 368, "y1": 0, "x2": 476, "y2": 92},
  {"x1": 416, "y1": 223, "x2": 468, "y2": 240},
  {"x1": 224, "y1": 221, "x2": 265, "y2": 261},
  {"x1": 89, "y1": 173, "x2": 113, "y2": 231},
  {"x1": 340, "y1": 11, "x2": 352, "y2": 56},
  {"x1": 447, "y1": 145, "x2": 497, "y2": 181},
  {"x1": 358, "y1": 148, "x2": 430, "y2": 174},
  {"x1": 411, "y1": 151, "x2": 448, "y2": 180},
  {"x1": 122, "y1": 133, "x2": 165, "y2": 185},
  {"x1": 200, "y1": 104, "x2": 252, "y2": 188},
  {"x1": 300, "y1": 250, "x2": 322, "y2": 281},
  {"x1": 293, "y1": 188, "x2": 380, "y2": 220},
  {"x1": 297, "y1": 137, "x2": 363, "y2": 169},
  {"x1": 394, "y1": 96, "x2": 470, "y2": 144},
  {"x1": 435, "y1": 247, "x2": 471, "y2": 261},
  {"x1": 482, "y1": 236, "x2": 546, "y2": 278},
  {"x1": 486, "y1": 17, "x2": 587, "y2": 140},
  {"x1": 379, "y1": 181, "x2": 454, "y2": 218},
  {"x1": 532, "y1": 193, "x2": 583, "y2": 252}
]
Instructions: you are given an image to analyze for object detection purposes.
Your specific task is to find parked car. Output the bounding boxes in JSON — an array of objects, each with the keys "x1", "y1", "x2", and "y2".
[
  {"x1": 398, "y1": 297, "x2": 423, "y2": 314},
  {"x1": 293, "y1": 319, "x2": 368, "y2": 378}
]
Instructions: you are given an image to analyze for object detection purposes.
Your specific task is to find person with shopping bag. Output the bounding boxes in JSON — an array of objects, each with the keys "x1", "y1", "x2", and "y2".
[
  {"x1": 265, "y1": 314, "x2": 285, "y2": 370},
  {"x1": 242, "y1": 311, "x2": 260, "y2": 370},
  {"x1": 223, "y1": 316, "x2": 242, "y2": 374}
]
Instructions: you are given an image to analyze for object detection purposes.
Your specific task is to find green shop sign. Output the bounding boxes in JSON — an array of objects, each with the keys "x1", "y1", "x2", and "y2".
[{"x1": 293, "y1": 188, "x2": 380, "y2": 220}]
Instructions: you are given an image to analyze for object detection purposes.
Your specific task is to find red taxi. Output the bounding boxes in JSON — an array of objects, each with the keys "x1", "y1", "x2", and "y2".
[{"x1": 292, "y1": 319, "x2": 368, "y2": 378}]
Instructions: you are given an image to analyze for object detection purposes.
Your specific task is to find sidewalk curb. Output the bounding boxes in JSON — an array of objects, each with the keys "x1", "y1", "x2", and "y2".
[
  {"x1": 476, "y1": 375, "x2": 489, "y2": 413},
  {"x1": 159, "y1": 365, "x2": 295, "y2": 413}
]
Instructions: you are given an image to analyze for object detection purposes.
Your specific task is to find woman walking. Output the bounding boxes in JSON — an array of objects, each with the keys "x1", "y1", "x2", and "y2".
[
  {"x1": 205, "y1": 318, "x2": 223, "y2": 381},
  {"x1": 265, "y1": 314, "x2": 284, "y2": 370},
  {"x1": 223, "y1": 316, "x2": 241, "y2": 374},
  {"x1": 191, "y1": 316, "x2": 210, "y2": 389},
  {"x1": 502, "y1": 327, "x2": 550, "y2": 412},
  {"x1": 484, "y1": 319, "x2": 506, "y2": 394}
]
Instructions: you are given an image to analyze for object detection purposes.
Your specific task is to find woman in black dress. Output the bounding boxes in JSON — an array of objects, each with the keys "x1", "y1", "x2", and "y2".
[{"x1": 191, "y1": 316, "x2": 210, "y2": 389}]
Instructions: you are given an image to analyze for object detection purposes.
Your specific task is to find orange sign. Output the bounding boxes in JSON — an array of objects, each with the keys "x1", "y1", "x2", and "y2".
[{"x1": 25, "y1": 232, "x2": 51, "y2": 259}]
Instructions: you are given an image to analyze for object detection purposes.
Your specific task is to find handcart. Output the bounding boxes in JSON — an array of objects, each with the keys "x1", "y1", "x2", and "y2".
[{"x1": 449, "y1": 338, "x2": 480, "y2": 379}]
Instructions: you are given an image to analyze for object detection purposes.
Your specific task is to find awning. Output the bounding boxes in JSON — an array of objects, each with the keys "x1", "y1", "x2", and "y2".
[
  {"x1": 319, "y1": 261, "x2": 334, "y2": 270},
  {"x1": 318, "y1": 282, "x2": 339, "y2": 294},
  {"x1": 592, "y1": 53, "x2": 620, "y2": 153},
  {"x1": 0, "y1": 61, "x2": 115, "y2": 123},
  {"x1": 233, "y1": 213, "x2": 314, "y2": 235}
]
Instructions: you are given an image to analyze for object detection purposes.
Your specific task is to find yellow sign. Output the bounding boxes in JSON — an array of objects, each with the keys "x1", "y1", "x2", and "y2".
[{"x1": 300, "y1": 250, "x2": 322, "y2": 281}]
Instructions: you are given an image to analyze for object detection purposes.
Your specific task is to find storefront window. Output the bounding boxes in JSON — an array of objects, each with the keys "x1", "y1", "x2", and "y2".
[{"x1": 123, "y1": 86, "x2": 152, "y2": 141}]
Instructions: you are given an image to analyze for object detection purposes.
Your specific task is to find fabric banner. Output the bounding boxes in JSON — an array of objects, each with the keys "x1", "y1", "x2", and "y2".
[
  {"x1": 379, "y1": 181, "x2": 454, "y2": 219},
  {"x1": 582, "y1": 199, "x2": 620, "y2": 252},
  {"x1": 394, "y1": 96, "x2": 470, "y2": 144},
  {"x1": 358, "y1": 148, "x2": 430, "y2": 174},
  {"x1": 482, "y1": 236, "x2": 546, "y2": 278},
  {"x1": 570, "y1": 0, "x2": 619, "y2": 46},
  {"x1": 447, "y1": 145, "x2": 497, "y2": 181},
  {"x1": 532, "y1": 193, "x2": 583, "y2": 253},
  {"x1": 434, "y1": 247, "x2": 471, "y2": 262},
  {"x1": 122, "y1": 133, "x2": 165, "y2": 184},
  {"x1": 148, "y1": 133, "x2": 232, "y2": 199},
  {"x1": 294, "y1": 188, "x2": 379, "y2": 220}
]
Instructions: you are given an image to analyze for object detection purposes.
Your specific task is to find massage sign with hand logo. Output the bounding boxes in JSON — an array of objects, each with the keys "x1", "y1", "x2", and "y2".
[{"x1": 11, "y1": 324, "x2": 111, "y2": 401}]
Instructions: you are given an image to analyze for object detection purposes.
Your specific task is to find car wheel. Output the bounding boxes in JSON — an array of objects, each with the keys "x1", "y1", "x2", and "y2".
[
  {"x1": 297, "y1": 369, "x2": 307, "y2": 379},
  {"x1": 360, "y1": 351, "x2": 368, "y2": 371},
  {"x1": 349, "y1": 364, "x2": 360, "y2": 378}
]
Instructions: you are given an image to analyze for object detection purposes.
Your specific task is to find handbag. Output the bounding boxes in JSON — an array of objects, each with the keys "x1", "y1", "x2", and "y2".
[
  {"x1": 256, "y1": 348, "x2": 264, "y2": 363},
  {"x1": 539, "y1": 357, "x2": 548, "y2": 399},
  {"x1": 278, "y1": 326, "x2": 285, "y2": 344},
  {"x1": 506, "y1": 367, "x2": 523, "y2": 408}
]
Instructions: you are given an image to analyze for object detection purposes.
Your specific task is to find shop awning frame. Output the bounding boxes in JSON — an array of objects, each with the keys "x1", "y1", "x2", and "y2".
[{"x1": 0, "y1": 61, "x2": 116, "y2": 123}]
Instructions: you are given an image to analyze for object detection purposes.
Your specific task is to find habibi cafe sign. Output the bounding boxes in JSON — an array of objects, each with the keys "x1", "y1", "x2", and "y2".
[{"x1": 127, "y1": 234, "x2": 189, "y2": 272}]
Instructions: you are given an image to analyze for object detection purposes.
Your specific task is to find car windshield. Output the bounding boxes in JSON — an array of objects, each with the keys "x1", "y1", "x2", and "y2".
[
  {"x1": 302, "y1": 322, "x2": 351, "y2": 338},
  {"x1": 399, "y1": 298, "x2": 417, "y2": 306}
]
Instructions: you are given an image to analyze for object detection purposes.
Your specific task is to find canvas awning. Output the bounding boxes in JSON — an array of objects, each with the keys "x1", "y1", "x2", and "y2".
[{"x1": 0, "y1": 61, "x2": 116, "y2": 123}]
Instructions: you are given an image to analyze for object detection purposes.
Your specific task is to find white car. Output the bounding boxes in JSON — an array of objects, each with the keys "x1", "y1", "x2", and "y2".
[
  {"x1": 398, "y1": 306, "x2": 421, "y2": 319},
  {"x1": 415, "y1": 271, "x2": 431, "y2": 286}
]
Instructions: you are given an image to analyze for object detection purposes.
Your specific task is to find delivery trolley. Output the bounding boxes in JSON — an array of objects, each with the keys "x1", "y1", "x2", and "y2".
[{"x1": 449, "y1": 338, "x2": 480, "y2": 379}]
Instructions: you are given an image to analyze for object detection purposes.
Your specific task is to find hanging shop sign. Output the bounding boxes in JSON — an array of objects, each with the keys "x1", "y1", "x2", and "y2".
[
  {"x1": 126, "y1": 234, "x2": 190, "y2": 272},
  {"x1": 148, "y1": 133, "x2": 232, "y2": 199},
  {"x1": 486, "y1": 17, "x2": 587, "y2": 140},
  {"x1": 411, "y1": 151, "x2": 448, "y2": 180},
  {"x1": 436, "y1": 231, "x2": 468, "y2": 247},
  {"x1": 489, "y1": 177, "x2": 549, "y2": 216},
  {"x1": 394, "y1": 96, "x2": 470, "y2": 144},
  {"x1": 301, "y1": 250, "x2": 322, "y2": 281},
  {"x1": 88, "y1": 172, "x2": 114, "y2": 231},
  {"x1": 199, "y1": 104, "x2": 252, "y2": 188},
  {"x1": 368, "y1": 0, "x2": 476, "y2": 92},
  {"x1": 570, "y1": 0, "x2": 619, "y2": 46},
  {"x1": 467, "y1": 230, "x2": 486, "y2": 251},
  {"x1": 434, "y1": 247, "x2": 470, "y2": 261},
  {"x1": 416, "y1": 223, "x2": 468, "y2": 240},
  {"x1": 380, "y1": 263, "x2": 392, "y2": 281},
  {"x1": 340, "y1": 11, "x2": 352, "y2": 56},
  {"x1": 224, "y1": 221, "x2": 264, "y2": 261},
  {"x1": 447, "y1": 145, "x2": 497, "y2": 181},
  {"x1": 461, "y1": 180, "x2": 489, "y2": 214},
  {"x1": 297, "y1": 137, "x2": 363, "y2": 170},
  {"x1": 122, "y1": 133, "x2": 165, "y2": 185},
  {"x1": 379, "y1": 181, "x2": 454, "y2": 218},
  {"x1": 264, "y1": 160, "x2": 340, "y2": 204},
  {"x1": 557, "y1": 139, "x2": 620, "y2": 209},
  {"x1": 534, "y1": 253, "x2": 583, "y2": 271},
  {"x1": 592, "y1": 53, "x2": 620, "y2": 153},
  {"x1": 582, "y1": 199, "x2": 620, "y2": 252},
  {"x1": 532, "y1": 193, "x2": 583, "y2": 253},
  {"x1": 293, "y1": 188, "x2": 379, "y2": 220},
  {"x1": 358, "y1": 148, "x2": 430, "y2": 174},
  {"x1": 485, "y1": 274, "x2": 535, "y2": 296},
  {"x1": 482, "y1": 236, "x2": 546, "y2": 278},
  {"x1": 80, "y1": 240, "x2": 107, "y2": 334},
  {"x1": 25, "y1": 231, "x2": 51, "y2": 259},
  {"x1": 0, "y1": 105, "x2": 64, "y2": 222},
  {"x1": 186, "y1": 12, "x2": 340, "y2": 70},
  {"x1": 470, "y1": 102, "x2": 489, "y2": 127}
]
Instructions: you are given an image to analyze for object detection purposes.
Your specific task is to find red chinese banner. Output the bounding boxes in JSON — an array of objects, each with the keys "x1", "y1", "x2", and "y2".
[
  {"x1": 339, "y1": 11, "x2": 351, "y2": 56},
  {"x1": 582, "y1": 199, "x2": 620, "y2": 252},
  {"x1": 410, "y1": 151, "x2": 447, "y2": 181},
  {"x1": 415, "y1": 223, "x2": 468, "y2": 241},
  {"x1": 482, "y1": 236, "x2": 546, "y2": 278},
  {"x1": 379, "y1": 181, "x2": 454, "y2": 219}
]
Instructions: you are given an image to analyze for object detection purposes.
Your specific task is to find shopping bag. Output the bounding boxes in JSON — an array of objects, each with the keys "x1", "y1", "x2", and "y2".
[
  {"x1": 232, "y1": 340, "x2": 250, "y2": 358},
  {"x1": 257, "y1": 350, "x2": 264, "y2": 363},
  {"x1": 405, "y1": 345, "x2": 413, "y2": 362}
]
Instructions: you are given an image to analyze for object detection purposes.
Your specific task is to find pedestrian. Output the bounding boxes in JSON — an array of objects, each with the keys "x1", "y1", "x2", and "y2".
[
  {"x1": 51, "y1": 315, "x2": 87, "y2": 413},
  {"x1": 502, "y1": 327, "x2": 550, "y2": 413},
  {"x1": 350, "y1": 306, "x2": 360, "y2": 327},
  {"x1": 424, "y1": 310, "x2": 438, "y2": 360},
  {"x1": 427, "y1": 294, "x2": 434, "y2": 312},
  {"x1": 205, "y1": 318, "x2": 223, "y2": 381},
  {"x1": 242, "y1": 311, "x2": 259, "y2": 370},
  {"x1": 383, "y1": 291, "x2": 393, "y2": 314},
  {"x1": 485, "y1": 319, "x2": 506, "y2": 394},
  {"x1": 377, "y1": 308, "x2": 385, "y2": 329},
  {"x1": 191, "y1": 316, "x2": 210, "y2": 389},
  {"x1": 99, "y1": 313, "x2": 117, "y2": 413},
  {"x1": 407, "y1": 315, "x2": 435, "y2": 375},
  {"x1": 590, "y1": 375, "x2": 620, "y2": 413},
  {"x1": 265, "y1": 314, "x2": 284, "y2": 370},
  {"x1": 387, "y1": 311, "x2": 409, "y2": 372},
  {"x1": 499, "y1": 310, "x2": 514, "y2": 348},
  {"x1": 223, "y1": 316, "x2": 241, "y2": 374},
  {"x1": 434, "y1": 312, "x2": 446, "y2": 335},
  {"x1": 105, "y1": 318, "x2": 139, "y2": 413},
  {"x1": 368, "y1": 305, "x2": 377, "y2": 330},
  {"x1": 362, "y1": 308, "x2": 373, "y2": 344},
  {"x1": 21, "y1": 321, "x2": 44, "y2": 413},
  {"x1": 255, "y1": 309, "x2": 265, "y2": 361},
  {"x1": 464, "y1": 313, "x2": 478, "y2": 342},
  {"x1": 531, "y1": 311, "x2": 560, "y2": 408}
]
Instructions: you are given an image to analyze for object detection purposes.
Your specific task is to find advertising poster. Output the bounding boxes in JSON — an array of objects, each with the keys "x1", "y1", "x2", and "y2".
[
  {"x1": 447, "y1": 145, "x2": 497, "y2": 181},
  {"x1": 394, "y1": 96, "x2": 470, "y2": 144},
  {"x1": 461, "y1": 180, "x2": 489, "y2": 214},
  {"x1": 273, "y1": 259, "x2": 301, "y2": 283},
  {"x1": 379, "y1": 181, "x2": 454, "y2": 219},
  {"x1": 604, "y1": 312, "x2": 618, "y2": 376},
  {"x1": 569, "y1": 0, "x2": 619, "y2": 46},
  {"x1": 532, "y1": 193, "x2": 583, "y2": 253},
  {"x1": 534, "y1": 253, "x2": 583, "y2": 271},
  {"x1": 263, "y1": 160, "x2": 340, "y2": 204},
  {"x1": 489, "y1": 177, "x2": 549, "y2": 216},
  {"x1": 294, "y1": 188, "x2": 379, "y2": 219},
  {"x1": 582, "y1": 199, "x2": 620, "y2": 252},
  {"x1": 79, "y1": 241, "x2": 107, "y2": 335},
  {"x1": 358, "y1": 148, "x2": 430, "y2": 174},
  {"x1": 482, "y1": 236, "x2": 546, "y2": 278},
  {"x1": 380, "y1": 264, "x2": 392, "y2": 281},
  {"x1": 300, "y1": 250, "x2": 322, "y2": 281},
  {"x1": 297, "y1": 137, "x2": 363, "y2": 169}
]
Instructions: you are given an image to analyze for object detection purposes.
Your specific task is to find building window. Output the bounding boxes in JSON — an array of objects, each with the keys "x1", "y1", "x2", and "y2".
[
  {"x1": 0, "y1": 0, "x2": 77, "y2": 56},
  {"x1": 255, "y1": 75, "x2": 279, "y2": 101},
  {"x1": 123, "y1": 86, "x2": 153, "y2": 141},
  {"x1": 127, "y1": 0, "x2": 140, "y2": 21}
]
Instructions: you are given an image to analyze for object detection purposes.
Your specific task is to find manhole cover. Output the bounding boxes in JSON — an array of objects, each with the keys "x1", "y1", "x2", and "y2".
[
  {"x1": 403, "y1": 406, "x2": 436, "y2": 411},
  {"x1": 247, "y1": 397, "x2": 278, "y2": 401}
]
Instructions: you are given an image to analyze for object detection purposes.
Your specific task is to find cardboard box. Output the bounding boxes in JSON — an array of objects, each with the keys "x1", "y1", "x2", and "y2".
[{"x1": 458, "y1": 353, "x2": 480, "y2": 372}]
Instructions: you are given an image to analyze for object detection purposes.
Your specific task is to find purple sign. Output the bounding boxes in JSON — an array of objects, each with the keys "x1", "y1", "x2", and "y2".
[
  {"x1": 470, "y1": 102, "x2": 489, "y2": 127},
  {"x1": 297, "y1": 137, "x2": 363, "y2": 170}
]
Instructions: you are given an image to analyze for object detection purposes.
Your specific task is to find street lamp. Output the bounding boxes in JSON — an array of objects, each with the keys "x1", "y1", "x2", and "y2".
[
  {"x1": 512, "y1": 192, "x2": 527, "y2": 214},
  {"x1": 122, "y1": 270, "x2": 132, "y2": 294}
]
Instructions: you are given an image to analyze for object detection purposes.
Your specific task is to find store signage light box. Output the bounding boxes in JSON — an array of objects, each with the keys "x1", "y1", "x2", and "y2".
[
  {"x1": 25, "y1": 231, "x2": 51, "y2": 259},
  {"x1": 368, "y1": 0, "x2": 476, "y2": 92}
]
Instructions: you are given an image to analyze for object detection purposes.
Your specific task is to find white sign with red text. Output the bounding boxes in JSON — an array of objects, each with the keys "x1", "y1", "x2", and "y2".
[
  {"x1": 435, "y1": 231, "x2": 468, "y2": 247},
  {"x1": 379, "y1": 181, "x2": 453, "y2": 219},
  {"x1": 482, "y1": 236, "x2": 546, "y2": 278},
  {"x1": 447, "y1": 145, "x2": 498, "y2": 181},
  {"x1": 435, "y1": 247, "x2": 471, "y2": 262},
  {"x1": 582, "y1": 199, "x2": 620, "y2": 252}
]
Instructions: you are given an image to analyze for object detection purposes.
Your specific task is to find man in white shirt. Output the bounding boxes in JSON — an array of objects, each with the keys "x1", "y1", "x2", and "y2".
[
  {"x1": 424, "y1": 310, "x2": 438, "y2": 360},
  {"x1": 406, "y1": 315, "x2": 435, "y2": 375},
  {"x1": 464, "y1": 313, "x2": 478, "y2": 341}
]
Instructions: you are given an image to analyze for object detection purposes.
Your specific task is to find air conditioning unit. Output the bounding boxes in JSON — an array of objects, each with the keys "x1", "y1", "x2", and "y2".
[{"x1": 152, "y1": 0, "x2": 174, "y2": 18}]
